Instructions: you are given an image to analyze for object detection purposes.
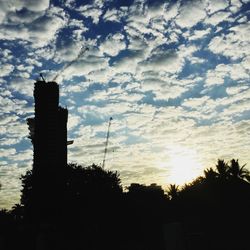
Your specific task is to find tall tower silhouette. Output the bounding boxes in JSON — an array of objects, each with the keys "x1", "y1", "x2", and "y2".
[{"x1": 27, "y1": 80, "x2": 68, "y2": 221}]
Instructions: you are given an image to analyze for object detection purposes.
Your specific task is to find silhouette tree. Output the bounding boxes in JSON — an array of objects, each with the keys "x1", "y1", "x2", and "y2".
[
  {"x1": 20, "y1": 170, "x2": 33, "y2": 208},
  {"x1": 215, "y1": 159, "x2": 229, "y2": 179},
  {"x1": 19, "y1": 163, "x2": 123, "y2": 219},
  {"x1": 7, "y1": 158, "x2": 250, "y2": 250},
  {"x1": 204, "y1": 159, "x2": 250, "y2": 183},
  {"x1": 11, "y1": 204, "x2": 24, "y2": 222},
  {"x1": 204, "y1": 167, "x2": 217, "y2": 181},
  {"x1": 125, "y1": 183, "x2": 167, "y2": 250},
  {"x1": 167, "y1": 184, "x2": 179, "y2": 200},
  {"x1": 228, "y1": 159, "x2": 250, "y2": 182},
  {"x1": 174, "y1": 159, "x2": 250, "y2": 250},
  {"x1": 61, "y1": 163, "x2": 123, "y2": 248},
  {"x1": 17, "y1": 163, "x2": 125, "y2": 250}
]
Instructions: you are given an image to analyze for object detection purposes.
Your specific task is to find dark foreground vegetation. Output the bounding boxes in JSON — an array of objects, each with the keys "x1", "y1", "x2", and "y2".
[{"x1": 0, "y1": 159, "x2": 250, "y2": 250}]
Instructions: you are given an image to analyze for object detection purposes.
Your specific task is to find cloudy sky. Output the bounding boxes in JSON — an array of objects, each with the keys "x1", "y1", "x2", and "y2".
[{"x1": 1, "y1": 0, "x2": 250, "y2": 209}]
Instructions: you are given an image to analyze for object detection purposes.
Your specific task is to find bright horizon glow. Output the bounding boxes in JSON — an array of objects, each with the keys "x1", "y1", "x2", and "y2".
[
  {"x1": 1, "y1": 0, "x2": 250, "y2": 209},
  {"x1": 166, "y1": 145, "x2": 204, "y2": 186}
]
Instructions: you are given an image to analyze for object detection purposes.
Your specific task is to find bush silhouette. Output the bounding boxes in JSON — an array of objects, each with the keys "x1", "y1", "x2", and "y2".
[{"x1": 6, "y1": 158, "x2": 250, "y2": 250}]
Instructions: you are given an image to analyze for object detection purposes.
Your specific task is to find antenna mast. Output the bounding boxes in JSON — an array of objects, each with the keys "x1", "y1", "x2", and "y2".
[
  {"x1": 102, "y1": 117, "x2": 113, "y2": 168},
  {"x1": 40, "y1": 73, "x2": 46, "y2": 82}
]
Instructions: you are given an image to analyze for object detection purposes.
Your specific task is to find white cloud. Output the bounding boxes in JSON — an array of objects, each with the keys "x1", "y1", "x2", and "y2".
[
  {"x1": 0, "y1": 163, "x2": 30, "y2": 209},
  {"x1": 0, "y1": 138, "x2": 21, "y2": 146},
  {"x1": 205, "y1": 64, "x2": 229, "y2": 86},
  {"x1": 154, "y1": 84, "x2": 187, "y2": 101},
  {"x1": 3, "y1": 119, "x2": 29, "y2": 139},
  {"x1": 68, "y1": 114, "x2": 81, "y2": 130},
  {"x1": 189, "y1": 57, "x2": 206, "y2": 64},
  {"x1": 230, "y1": 0, "x2": 242, "y2": 7},
  {"x1": 137, "y1": 43, "x2": 198, "y2": 76},
  {"x1": 1, "y1": 0, "x2": 250, "y2": 209},
  {"x1": 24, "y1": 58, "x2": 42, "y2": 68},
  {"x1": 7, "y1": 9, "x2": 44, "y2": 25},
  {"x1": 242, "y1": 56, "x2": 250, "y2": 71},
  {"x1": 0, "y1": 87, "x2": 12, "y2": 97},
  {"x1": 103, "y1": 9, "x2": 120, "y2": 22},
  {"x1": 188, "y1": 28, "x2": 211, "y2": 40},
  {"x1": 111, "y1": 51, "x2": 143, "y2": 75},
  {"x1": 222, "y1": 99, "x2": 250, "y2": 118},
  {"x1": 124, "y1": 3, "x2": 171, "y2": 58},
  {"x1": 0, "y1": 114, "x2": 18, "y2": 126},
  {"x1": 139, "y1": 75, "x2": 189, "y2": 100},
  {"x1": 209, "y1": 22, "x2": 250, "y2": 59},
  {"x1": 237, "y1": 16, "x2": 248, "y2": 23},
  {"x1": 0, "y1": 6, "x2": 68, "y2": 48},
  {"x1": 0, "y1": 96, "x2": 21, "y2": 113},
  {"x1": 175, "y1": 0, "x2": 207, "y2": 28},
  {"x1": 230, "y1": 0, "x2": 243, "y2": 13},
  {"x1": 206, "y1": 0, "x2": 229, "y2": 14},
  {"x1": 54, "y1": 41, "x2": 84, "y2": 63},
  {"x1": 0, "y1": 0, "x2": 49, "y2": 24},
  {"x1": 103, "y1": 7, "x2": 128, "y2": 23},
  {"x1": 0, "y1": 49, "x2": 13, "y2": 62},
  {"x1": 99, "y1": 33, "x2": 126, "y2": 57},
  {"x1": 62, "y1": 83, "x2": 87, "y2": 95},
  {"x1": 16, "y1": 64, "x2": 33, "y2": 73},
  {"x1": 9, "y1": 149, "x2": 32, "y2": 162},
  {"x1": 226, "y1": 85, "x2": 248, "y2": 95},
  {"x1": 0, "y1": 148, "x2": 16, "y2": 158},
  {"x1": 68, "y1": 18, "x2": 88, "y2": 31},
  {"x1": 229, "y1": 63, "x2": 248, "y2": 80},
  {"x1": 147, "y1": 2, "x2": 167, "y2": 18},
  {"x1": 86, "y1": 87, "x2": 144, "y2": 103},
  {"x1": 205, "y1": 62, "x2": 249, "y2": 86},
  {"x1": 126, "y1": 31, "x2": 148, "y2": 51},
  {"x1": 222, "y1": 88, "x2": 250, "y2": 107},
  {"x1": 182, "y1": 96, "x2": 210, "y2": 109},
  {"x1": 139, "y1": 49, "x2": 184, "y2": 74},
  {"x1": 0, "y1": 95, "x2": 30, "y2": 118},
  {"x1": 163, "y1": 1, "x2": 180, "y2": 21},
  {"x1": 79, "y1": 6, "x2": 103, "y2": 24},
  {"x1": 78, "y1": 101, "x2": 136, "y2": 118},
  {"x1": 20, "y1": 0, "x2": 50, "y2": 12},
  {"x1": 62, "y1": 55, "x2": 109, "y2": 81},
  {"x1": 0, "y1": 63, "x2": 14, "y2": 77},
  {"x1": 9, "y1": 77, "x2": 34, "y2": 97},
  {"x1": 205, "y1": 11, "x2": 232, "y2": 26}
]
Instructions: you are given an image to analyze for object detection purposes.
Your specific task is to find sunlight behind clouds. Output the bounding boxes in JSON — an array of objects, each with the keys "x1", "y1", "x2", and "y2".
[
  {"x1": 165, "y1": 145, "x2": 204, "y2": 186},
  {"x1": 1, "y1": 0, "x2": 250, "y2": 209}
]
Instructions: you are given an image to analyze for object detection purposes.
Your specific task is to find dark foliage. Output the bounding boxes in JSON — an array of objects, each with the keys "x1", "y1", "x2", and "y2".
[
  {"x1": 1, "y1": 158, "x2": 250, "y2": 250},
  {"x1": 173, "y1": 159, "x2": 250, "y2": 250}
]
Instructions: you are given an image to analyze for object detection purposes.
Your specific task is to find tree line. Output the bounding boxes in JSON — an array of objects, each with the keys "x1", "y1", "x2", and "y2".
[{"x1": 0, "y1": 158, "x2": 250, "y2": 250}]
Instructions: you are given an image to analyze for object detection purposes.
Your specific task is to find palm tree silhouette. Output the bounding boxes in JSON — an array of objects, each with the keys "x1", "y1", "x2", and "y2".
[
  {"x1": 167, "y1": 184, "x2": 179, "y2": 200},
  {"x1": 204, "y1": 167, "x2": 217, "y2": 181},
  {"x1": 228, "y1": 159, "x2": 250, "y2": 182},
  {"x1": 215, "y1": 159, "x2": 229, "y2": 179}
]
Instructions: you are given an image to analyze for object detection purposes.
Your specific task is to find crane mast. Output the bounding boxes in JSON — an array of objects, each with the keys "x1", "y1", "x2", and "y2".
[
  {"x1": 52, "y1": 46, "x2": 89, "y2": 82},
  {"x1": 102, "y1": 117, "x2": 113, "y2": 168}
]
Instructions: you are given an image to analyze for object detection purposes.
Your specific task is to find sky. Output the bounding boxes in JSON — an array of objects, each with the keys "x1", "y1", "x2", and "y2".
[{"x1": 0, "y1": 0, "x2": 250, "y2": 209}]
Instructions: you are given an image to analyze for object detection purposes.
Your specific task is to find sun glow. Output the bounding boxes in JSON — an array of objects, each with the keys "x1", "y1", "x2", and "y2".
[{"x1": 166, "y1": 145, "x2": 204, "y2": 186}]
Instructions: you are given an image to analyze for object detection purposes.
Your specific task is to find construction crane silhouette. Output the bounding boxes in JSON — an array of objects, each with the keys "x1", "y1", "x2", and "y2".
[
  {"x1": 102, "y1": 117, "x2": 113, "y2": 168},
  {"x1": 52, "y1": 46, "x2": 89, "y2": 82}
]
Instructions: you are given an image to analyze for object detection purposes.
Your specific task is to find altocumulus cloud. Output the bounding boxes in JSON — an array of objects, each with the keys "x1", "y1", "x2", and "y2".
[{"x1": 1, "y1": 0, "x2": 250, "y2": 208}]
